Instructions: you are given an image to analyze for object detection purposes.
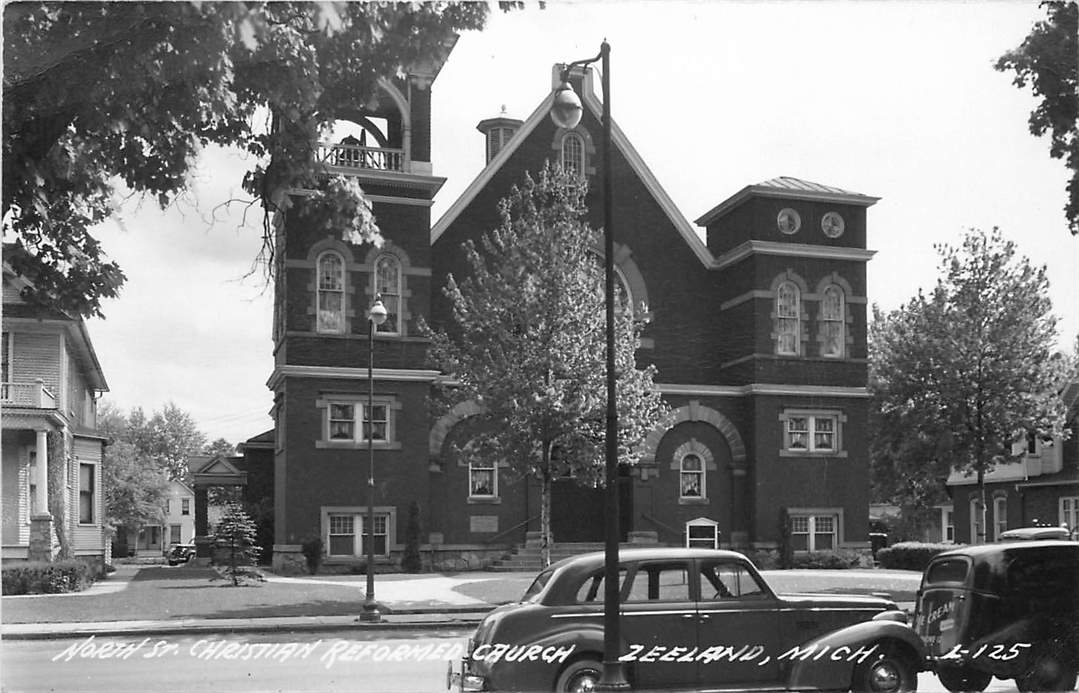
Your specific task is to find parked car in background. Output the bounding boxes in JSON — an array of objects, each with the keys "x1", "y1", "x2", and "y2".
[
  {"x1": 913, "y1": 540, "x2": 1079, "y2": 692},
  {"x1": 448, "y1": 548, "x2": 923, "y2": 693},
  {"x1": 166, "y1": 543, "x2": 196, "y2": 566}
]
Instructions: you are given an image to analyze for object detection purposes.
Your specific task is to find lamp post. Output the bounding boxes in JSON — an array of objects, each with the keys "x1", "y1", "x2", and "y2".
[
  {"x1": 360, "y1": 295, "x2": 388, "y2": 622},
  {"x1": 550, "y1": 41, "x2": 628, "y2": 691}
]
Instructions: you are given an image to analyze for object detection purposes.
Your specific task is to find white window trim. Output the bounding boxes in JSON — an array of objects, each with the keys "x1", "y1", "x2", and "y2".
[
  {"x1": 316, "y1": 396, "x2": 402, "y2": 450},
  {"x1": 679, "y1": 453, "x2": 706, "y2": 501},
  {"x1": 78, "y1": 461, "x2": 96, "y2": 525},
  {"x1": 970, "y1": 496, "x2": 984, "y2": 544},
  {"x1": 788, "y1": 509, "x2": 842, "y2": 552},
  {"x1": 468, "y1": 460, "x2": 499, "y2": 502},
  {"x1": 778, "y1": 409, "x2": 847, "y2": 457},
  {"x1": 941, "y1": 506, "x2": 955, "y2": 543},
  {"x1": 992, "y1": 495, "x2": 1007, "y2": 540},
  {"x1": 322, "y1": 506, "x2": 397, "y2": 558}
]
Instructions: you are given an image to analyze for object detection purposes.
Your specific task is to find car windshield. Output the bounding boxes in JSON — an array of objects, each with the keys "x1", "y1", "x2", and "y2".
[{"x1": 522, "y1": 568, "x2": 555, "y2": 602}]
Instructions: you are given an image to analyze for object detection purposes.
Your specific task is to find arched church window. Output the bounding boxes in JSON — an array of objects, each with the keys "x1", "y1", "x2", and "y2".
[
  {"x1": 561, "y1": 132, "x2": 585, "y2": 178},
  {"x1": 317, "y1": 251, "x2": 345, "y2": 334},
  {"x1": 776, "y1": 281, "x2": 801, "y2": 355},
  {"x1": 374, "y1": 254, "x2": 402, "y2": 334},
  {"x1": 820, "y1": 285, "x2": 845, "y2": 358}
]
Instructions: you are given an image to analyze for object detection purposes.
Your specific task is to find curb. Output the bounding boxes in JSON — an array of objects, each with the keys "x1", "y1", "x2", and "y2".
[{"x1": 1, "y1": 613, "x2": 490, "y2": 641}]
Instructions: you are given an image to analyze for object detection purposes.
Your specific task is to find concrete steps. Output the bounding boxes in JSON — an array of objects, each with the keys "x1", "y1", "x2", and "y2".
[{"x1": 488, "y1": 541, "x2": 664, "y2": 572}]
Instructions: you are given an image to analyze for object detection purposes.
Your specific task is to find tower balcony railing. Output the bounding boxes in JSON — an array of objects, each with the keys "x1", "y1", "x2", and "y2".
[
  {"x1": 318, "y1": 143, "x2": 405, "y2": 173},
  {"x1": 1, "y1": 380, "x2": 57, "y2": 409}
]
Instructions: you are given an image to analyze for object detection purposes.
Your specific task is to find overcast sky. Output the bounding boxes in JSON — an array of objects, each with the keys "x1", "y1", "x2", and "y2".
[{"x1": 87, "y1": 1, "x2": 1079, "y2": 446}]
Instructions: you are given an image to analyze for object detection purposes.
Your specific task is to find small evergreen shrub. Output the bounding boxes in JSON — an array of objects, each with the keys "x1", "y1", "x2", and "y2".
[
  {"x1": 1, "y1": 559, "x2": 94, "y2": 595},
  {"x1": 213, "y1": 503, "x2": 264, "y2": 586},
  {"x1": 301, "y1": 536, "x2": 324, "y2": 575},
  {"x1": 875, "y1": 541, "x2": 957, "y2": 571}
]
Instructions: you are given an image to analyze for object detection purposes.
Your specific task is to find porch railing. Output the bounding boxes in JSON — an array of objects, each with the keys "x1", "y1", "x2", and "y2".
[
  {"x1": 318, "y1": 143, "x2": 405, "y2": 173},
  {"x1": 0, "y1": 380, "x2": 57, "y2": 408}
]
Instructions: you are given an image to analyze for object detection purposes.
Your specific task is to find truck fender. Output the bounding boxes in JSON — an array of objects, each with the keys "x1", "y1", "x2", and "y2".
[{"x1": 785, "y1": 619, "x2": 927, "y2": 690}]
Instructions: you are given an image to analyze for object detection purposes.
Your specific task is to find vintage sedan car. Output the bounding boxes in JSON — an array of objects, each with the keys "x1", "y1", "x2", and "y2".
[
  {"x1": 448, "y1": 547, "x2": 923, "y2": 692},
  {"x1": 166, "y1": 542, "x2": 196, "y2": 566},
  {"x1": 912, "y1": 540, "x2": 1079, "y2": 692}
]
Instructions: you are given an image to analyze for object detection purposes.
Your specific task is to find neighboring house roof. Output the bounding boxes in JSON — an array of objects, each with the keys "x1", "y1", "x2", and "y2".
[
  {"x1": 189, "y1": 454, "x2": 247, "y2": 486},
  {"x1": 239, "y1": 429, "x2": 275, "y2": 451},
  {"x1": 431, "y1": 65, "x2": 715, "y2": 267},
  {"x1": 2, "y1": 252, "x2": 109, "y2": 392},
  {"x1": 695, "y1": 176, "x2": 880, "y2": 227},
  {"x1": 168, "y1": 479, "x2": 195, "y2": 497}
]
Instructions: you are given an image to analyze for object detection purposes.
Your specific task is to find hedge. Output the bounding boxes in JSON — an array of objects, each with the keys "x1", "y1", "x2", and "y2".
[
  {"x1": 1, "y1": 559, "x2": 95, "y2": 595},
  {"x1": 875, "y1": 542, "x2": 958, "y2": 571}
]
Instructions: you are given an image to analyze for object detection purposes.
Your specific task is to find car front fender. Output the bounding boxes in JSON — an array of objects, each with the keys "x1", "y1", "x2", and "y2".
[
  {"x1": 785, "y1": 618, "x2": 927, "y2": 690},
  {"x1": 476, "y1": 623, "x2": 607, "y2": 692}
]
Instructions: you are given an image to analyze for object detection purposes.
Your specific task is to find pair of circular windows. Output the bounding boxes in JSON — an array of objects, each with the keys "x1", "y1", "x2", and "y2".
[{"x1": 777, "y1": 208, "x2": 845, "y2": 238}]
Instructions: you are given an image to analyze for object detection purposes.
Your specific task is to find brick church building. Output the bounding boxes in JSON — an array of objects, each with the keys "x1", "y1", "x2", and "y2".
[{"x1": 263, "y1": 50, "x2": 879, "y2": 573}]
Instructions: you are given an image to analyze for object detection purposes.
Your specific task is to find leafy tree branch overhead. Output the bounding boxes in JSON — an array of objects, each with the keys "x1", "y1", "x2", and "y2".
[
  {"x1": 995, "y1": 0, "x2": 1079, "y2": 235},
  {"x1": 1, "y1": 1, "x2": 497, "y2": 318}
]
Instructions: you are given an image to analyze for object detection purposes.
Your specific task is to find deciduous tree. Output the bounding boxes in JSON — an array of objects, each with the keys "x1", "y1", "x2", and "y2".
[
  {"x1": 995, "y1": 1, "x2": 1079, "y2": 235},
  {"x1": 426, "y1": 165, "x2": 668, "y2": 567},
  {"x1": 870, "y1": 228, "x2": 1069, "y2": 540},
  {"x1": 2, "y1": 2, "x2": 495, "y2": 317}
]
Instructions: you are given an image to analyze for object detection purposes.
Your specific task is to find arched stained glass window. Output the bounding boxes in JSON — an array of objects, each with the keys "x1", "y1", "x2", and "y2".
[
  {"x1": 317, "y1": 252, "x2": 345, "y2": 334},
  {"x1": 776, "y1": 282, "x2": 800, "y2": 355},
  {"x1": 374, "y1": 254, "x2": 402, "y2": 334},
  {"x1": 820, "y1": 285, "x2": 844, "y2": 358}
]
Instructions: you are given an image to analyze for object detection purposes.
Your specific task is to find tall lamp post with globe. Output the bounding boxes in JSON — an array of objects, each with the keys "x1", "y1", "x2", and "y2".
[
  {"x1": 361, "y1": 295, "x2": 388, "y2": 622},
  {"x1": 550, "y1": 41, "x2": 628, "y2": 691}
]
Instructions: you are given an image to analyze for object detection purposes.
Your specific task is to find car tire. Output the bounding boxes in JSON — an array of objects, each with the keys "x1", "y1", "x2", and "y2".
[
  {"x1": 851, "y1": 646, "x2": 918, "y2": 693},
  {"x1": 937, "y1": 666, "x2": 992, "y2": 692},
  {"x1": 554, "y1": 658, "x2": 603, "y2": 693},
  {"x1": 1016, "y1": 655, "x2": 1078, "y2": 692}
]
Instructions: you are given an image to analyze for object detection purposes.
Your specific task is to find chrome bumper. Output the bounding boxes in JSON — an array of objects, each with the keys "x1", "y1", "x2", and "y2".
[{"x1": 446, "y1": 659, "x2": 486, "y2": 692}]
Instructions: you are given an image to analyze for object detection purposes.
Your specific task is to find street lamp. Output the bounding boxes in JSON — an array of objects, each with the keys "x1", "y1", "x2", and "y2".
[
  {"x1": 551, "y1": 41, "x2": 628, "y2": 691},
  {"x1": 360, "y1": 295, "x2": 388, "y2": 623}
]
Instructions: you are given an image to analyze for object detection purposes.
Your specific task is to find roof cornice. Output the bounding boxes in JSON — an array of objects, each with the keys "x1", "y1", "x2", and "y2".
[
  {"x1": 267, "y1": 365, "x2": 442, "y2": 390},
  {"x1": 696, "y1": 184, "x2": 881, "y2": 227},
  {"x1": 711, "y1": 240, "x2": 876, "y2": 270}
]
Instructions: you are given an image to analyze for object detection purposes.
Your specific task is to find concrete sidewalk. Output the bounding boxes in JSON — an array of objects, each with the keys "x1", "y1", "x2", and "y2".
[{"x1": 1, "y1": 564, "x2": 522, "y2": 640}]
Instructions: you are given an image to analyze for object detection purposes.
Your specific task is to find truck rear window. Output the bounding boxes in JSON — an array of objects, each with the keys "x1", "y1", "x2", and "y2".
[{"x1": 925, "y1": 558, "x2": 969, "y2": 584}]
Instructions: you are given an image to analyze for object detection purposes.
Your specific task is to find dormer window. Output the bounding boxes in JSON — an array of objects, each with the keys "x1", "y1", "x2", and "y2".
[{"x1": 561, "y1": 132, "x2": 585, "y2": 177}]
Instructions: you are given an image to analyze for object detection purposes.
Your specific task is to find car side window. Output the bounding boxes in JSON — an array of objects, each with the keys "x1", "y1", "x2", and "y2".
[
  {"x1": 624, "y1": 562, "x2": 692, "y2": 602},
  {"x1": 701, "y1": 561, "x2": 766, "y2": 600},
  {"x1": 575, "y1": 568, "x2": 629, "y2": 604}
]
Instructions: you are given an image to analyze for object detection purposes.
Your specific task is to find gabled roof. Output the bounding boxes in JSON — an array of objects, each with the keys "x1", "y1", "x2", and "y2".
[
  {"x1": 2, "y1": 252, "x2": 109, "y2": 393},
  {"x1": 696, "y1": 176, "x2": 880, "y2": 227},
  {"x1": 431, "y1": 65, "x2": 716, "y2": 267}
]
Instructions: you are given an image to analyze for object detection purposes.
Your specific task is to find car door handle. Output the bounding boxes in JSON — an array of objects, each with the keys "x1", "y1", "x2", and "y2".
[{"x1": 682, "y1": 613, "x2": 697, "y2": 619}]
